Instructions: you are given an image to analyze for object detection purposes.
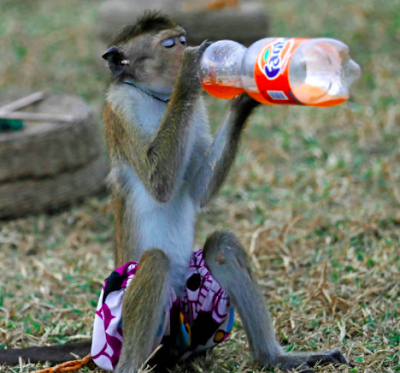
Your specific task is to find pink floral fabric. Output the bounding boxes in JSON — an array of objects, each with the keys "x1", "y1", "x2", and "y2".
[{"x1": 91, "y1": 250, "x2": 235, "y2": 370}]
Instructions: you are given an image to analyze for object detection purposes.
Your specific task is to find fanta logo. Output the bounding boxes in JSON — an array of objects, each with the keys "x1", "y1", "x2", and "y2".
[{"x1": 259, "y1": 38, "x2": 293, "y2": 80}]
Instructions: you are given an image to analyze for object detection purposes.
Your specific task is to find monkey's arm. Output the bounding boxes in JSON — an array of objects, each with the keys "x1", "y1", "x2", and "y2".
[
  {"x1": 191, "y1": 95, "x2": 259, "y2": 207},
  {"x1": 107, "y1": 45, "x2": 206, "y2": 203}
]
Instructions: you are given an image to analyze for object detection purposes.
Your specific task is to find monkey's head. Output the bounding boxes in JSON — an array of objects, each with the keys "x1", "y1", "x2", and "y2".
[{"x1": 102, "y1": 11, "x2": 187, "y2": 95}]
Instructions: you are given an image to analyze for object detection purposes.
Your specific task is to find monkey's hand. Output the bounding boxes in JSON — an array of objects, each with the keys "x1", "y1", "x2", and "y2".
[
  {"x1": 276, "y1": 349, "x2": 354, "y2": 373},
  {"x1": 227, "y1": 93, "x2": 260, "y2": 131},
  {"x1": 180, "y1": 40, "x2": 213, "y2": 88},
  {"x1": 231, "y1": 93, "x2": 260, "y2": 113}
]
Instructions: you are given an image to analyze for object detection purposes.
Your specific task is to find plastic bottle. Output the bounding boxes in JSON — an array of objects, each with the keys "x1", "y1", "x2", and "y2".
[{"x1": 200, "y1": 38, "x2": 360, "y2": 107}]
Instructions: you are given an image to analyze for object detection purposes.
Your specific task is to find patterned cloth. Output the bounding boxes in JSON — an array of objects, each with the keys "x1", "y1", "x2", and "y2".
[{"x1": 91, "y1": 250, "x2": 235, "y2": 370}]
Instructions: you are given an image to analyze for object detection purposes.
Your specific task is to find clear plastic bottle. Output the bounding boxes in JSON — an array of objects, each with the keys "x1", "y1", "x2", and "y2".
[{"x1": 200, "y1": 38, "x2": 361, "y2": 107}]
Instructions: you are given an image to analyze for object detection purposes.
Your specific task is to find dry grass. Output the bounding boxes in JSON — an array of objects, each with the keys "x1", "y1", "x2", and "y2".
[{"x1": 0, "y1": 0, "x2": 399, "y2": 372}]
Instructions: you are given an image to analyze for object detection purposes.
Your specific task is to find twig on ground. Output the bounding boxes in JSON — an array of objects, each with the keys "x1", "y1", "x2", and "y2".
[
  {"x1": 0, "y1": 91, "x2": 47, "y2": 114},
  {"x1": 0, "y1": 112, "x2": 76, "y2": 122}
]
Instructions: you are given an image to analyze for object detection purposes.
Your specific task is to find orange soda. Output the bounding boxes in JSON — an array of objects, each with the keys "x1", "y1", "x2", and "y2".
[{"x1": 200, "y1": 38, "x2": 360, "y2": 107}]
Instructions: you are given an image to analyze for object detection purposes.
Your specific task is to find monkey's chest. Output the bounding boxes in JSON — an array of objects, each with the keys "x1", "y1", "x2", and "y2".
[{"x1": 128, "y1": 183, "x2": 197, "y2": 288}]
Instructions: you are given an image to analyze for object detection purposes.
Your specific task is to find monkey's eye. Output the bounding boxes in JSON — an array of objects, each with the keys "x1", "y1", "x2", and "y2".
[
  {"x1": 179, "y1": 36, "x2": 187, "y2": 45},
  {"x1": 162, "y1": 38, "x2": 175, "y2": 48}
]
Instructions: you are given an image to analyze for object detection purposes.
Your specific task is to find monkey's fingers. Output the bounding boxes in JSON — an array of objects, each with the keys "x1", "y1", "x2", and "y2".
[
  {"x1": 199, "y1": 39, "x2": 214, "y2": 54},
  {"x1": 276, "y1": 361, "x2": 314, "y2": 373},
  {"x1": 184, "y1": 40, "x2": 213, "y2": 60},
  {"x1": 298, "y1": 367, "x2": 315, "y2": 373},
  {"x1": 230, "y1": 93, "x2": 261, "y2": 115},
  {"x1": 306, "y1": 349, "x2": 355, "y2": 368}
]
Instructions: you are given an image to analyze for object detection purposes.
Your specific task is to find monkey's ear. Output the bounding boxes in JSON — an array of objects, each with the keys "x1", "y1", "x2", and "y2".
[{"x1": 102, "y1": 46, "x2": 128, "y2": 77}]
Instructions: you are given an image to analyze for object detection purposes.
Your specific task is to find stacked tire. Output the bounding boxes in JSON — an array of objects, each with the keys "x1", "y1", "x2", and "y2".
[{"x1": 0, "y1": 94, "x2": 107, "y2": 219}]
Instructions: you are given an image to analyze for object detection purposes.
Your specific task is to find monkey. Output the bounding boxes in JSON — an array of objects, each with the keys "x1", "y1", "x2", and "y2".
[
  {"x1": 0, "y1": 11, "x2": 354, "y2": 373},
  {"x1": 97, "y1": 11, "x2": 354, "y2": 373}
]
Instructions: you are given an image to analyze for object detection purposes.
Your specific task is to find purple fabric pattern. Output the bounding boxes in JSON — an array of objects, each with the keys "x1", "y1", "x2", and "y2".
[
  {"x1": 181, "y1": 250, "x2": 230, "y2": 324},
  {"x1": 91, "y1": 250, "x2": 234, "y2": 371}
]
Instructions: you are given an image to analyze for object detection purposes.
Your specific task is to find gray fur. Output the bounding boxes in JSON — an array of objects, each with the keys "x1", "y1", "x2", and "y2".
[
  {"x1": 108, "y1": 41, "x2": 260, "y2": 373},
  {"x1": 107, "y1": 25, "x2": 353, "y2": 373},
  {"x1": 191, "y1": 94, "x2": 260, "y2": 207},
  {"x1": 107, "y1": 83, "x2": 255, "y2": 292},
  {"x1": 203, "y1": 231, "x2": 284, "y2": 366},
  {"x1": 106, "y1": 54, "x2": 255, "y2": 293},
  {"x1": 202, "y1": 231, "x2": 354, "y2": 372},
  {"x1": 107, "y1": 83, "x2": 210, "y2": 291},
  {"x1": 117, "y1": 249, "x2": 172, "y2": 373}
]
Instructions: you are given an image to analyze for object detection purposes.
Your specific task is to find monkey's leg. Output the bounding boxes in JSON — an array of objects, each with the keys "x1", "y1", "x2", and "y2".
[
  {"x1": 116, "y1": 249, "x2": 172, "y2": 373},
  {"x1": 202, "y1": 231, "x2": 353, "y2": 372},
  {"x1": 202, "y1": 231, "x2": 283, "y2": 366}
]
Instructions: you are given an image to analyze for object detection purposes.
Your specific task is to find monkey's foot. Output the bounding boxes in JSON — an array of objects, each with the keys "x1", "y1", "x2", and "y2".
[{"x1": 277, "y1": 349, "x2": 354, "y2": 373}]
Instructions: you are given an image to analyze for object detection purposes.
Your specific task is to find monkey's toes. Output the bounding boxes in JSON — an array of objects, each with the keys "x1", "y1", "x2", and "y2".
[{"x1": 306, "y1": 349, "x2": 355, "y2": 368}]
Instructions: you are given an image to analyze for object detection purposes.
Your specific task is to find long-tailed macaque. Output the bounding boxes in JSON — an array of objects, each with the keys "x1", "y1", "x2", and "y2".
[
  {"x1": 0, "y1": 11, "x2": 353, "y2": 373},
  {"x1": 100, "y1": 11, "x2": 353, "y2": 373}
]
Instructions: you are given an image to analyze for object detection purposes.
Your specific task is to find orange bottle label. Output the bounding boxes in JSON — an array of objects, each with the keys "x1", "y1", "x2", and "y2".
[{"x1": 254, "y1": 38, "x2": 308, "y2": 105}]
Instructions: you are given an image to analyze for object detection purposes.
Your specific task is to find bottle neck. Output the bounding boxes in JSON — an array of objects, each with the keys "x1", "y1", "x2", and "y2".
[{"x1": 200, "y1": 40, "x2": 247, "y2": 99}]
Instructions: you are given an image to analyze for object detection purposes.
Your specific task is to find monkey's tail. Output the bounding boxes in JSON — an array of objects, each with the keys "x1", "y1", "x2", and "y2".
[
  {"x1": 35, "y1": 353, "x2": 93, "y2": 373},
  {"x1": 0, "y1": 341, "x2": 91, "y2": 366}
]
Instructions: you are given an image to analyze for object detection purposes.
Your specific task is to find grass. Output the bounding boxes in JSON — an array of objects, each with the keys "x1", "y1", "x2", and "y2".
[{"x1": 0, "y1": 0, "x2": 399, "y2": 372}]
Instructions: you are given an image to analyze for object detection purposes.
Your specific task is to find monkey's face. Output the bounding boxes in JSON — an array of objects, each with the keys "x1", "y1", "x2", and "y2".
[
  {"x1": 139, "y1": 29, "x2": 187, "y2": 93},
  {"x1": 103, "y1": 27, "x2": 187, "y2": 95}
]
